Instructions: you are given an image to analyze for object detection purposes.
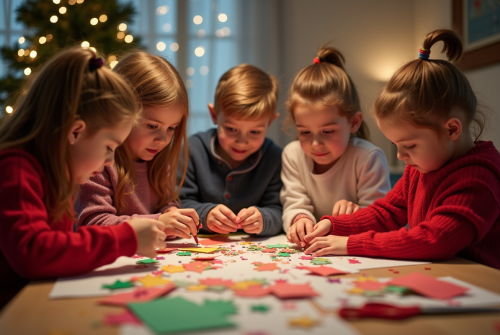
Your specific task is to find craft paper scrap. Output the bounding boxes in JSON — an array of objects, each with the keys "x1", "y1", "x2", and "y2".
[
  {"x1": 179, "y1": 247, "x2": 219, "y2": 253},
  {"x1": 199, "y1": 278, "x2": 235, "y2": 288},
  {"x1": 202, "y1": 299, "x2": 238, "y2": 315},
  {"x1": 161, "y1": 265, "x2": 185, "y2": 274},
  {"x1": 296, "y1": 265, "x2": 349, "y2": 277},
  {"x1": 102, "y1": 280, "x2": 134, "y2": 290},
  {"x1": 388, "y1": 272, "x2": 469, "y2": 300},
  {"x1": 127, "y1": 296, "x2": 235, "y2": 334},
  {"x1": 135, "y1": 274, "x2": 171, "y2": 288},
  {"x1": 234, "y1": 285, "x2": 271, "y2": 298},
  {"x1": 270, "y1": 282, "x2": 319, "y2": 299},
  {"x1": 98, "y1": 284, "x2": 176, "y2": 306}
]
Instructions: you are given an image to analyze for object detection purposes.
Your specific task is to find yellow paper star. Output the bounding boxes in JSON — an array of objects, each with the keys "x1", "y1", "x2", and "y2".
[
  {"x1": 135, "y1": 274, "x2": 171, "y2": 288},
  {"x1": 240, "y1": 242, "x2": 254, "y2": 245},
  {"x1": 187, "y1": 284, "x2": 208, "y2": 291},
  {"x1": 347, "y1": 287, "x2": 365, "y2": 295},
  {"x1": 289, "y1": 316, "x2": 321, "y2": 329},
  {"x1": 355, "y1": 275, "x2": 376, "y2": 283},
  {"x1": 162, "y1": 264, "x2": 186, "y2": 274},
  {"x1": 178, "y1": 247, "x2": 218, "y2": 254},
  {"x1": 230, "y1": 281, "x2": 263, "y2": 291}
]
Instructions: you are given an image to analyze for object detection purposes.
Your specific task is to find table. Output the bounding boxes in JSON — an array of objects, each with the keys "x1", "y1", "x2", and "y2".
[{"x1": 1, "y1": 257, "x2": 499, "y2": 335}]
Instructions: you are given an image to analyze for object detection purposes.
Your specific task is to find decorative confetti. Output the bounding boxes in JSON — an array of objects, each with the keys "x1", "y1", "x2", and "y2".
[
  {"x1": 135, "y1": 274, "x2": 171, "y2": 288},
  {"x1": 348, "y1": 259, "x2": 361, "y2": 264},
  {"x1": 251, "y1": 304, "x2": 270, "y2": 313},
  {"x1": 311, "y1": 258, "x2": 331, "y2": 265},
  {"x1": 254, "y1": 263, "x2": 281, "y2": 272},
  {"x1": 136, "y1": 258, "x2": 159, "y2": 264},
  {"x1": 183, "y1": 261, "x2": 212, "y2": 273},
  {"x1": 289, "y1": 316, "x2": 321, "y2": 329},
  {"x1": 296, "y1": 265, "x2": 349, "y2": 277},
  {"x1": 199, "y1": 278, "x2": 235, "y2": 288},
  {"x1": 177, "y1": 251, "x2": 192, "y2": 256},
  {"x1": 269, "y1": 282, "x2": 319, "y2": 299},
  {"x1": 101, "y1": 280, "x2": 134, "y2": 290},
  {"x1": 161, "y1": 265, "x2": 186, "y2": 274},
  {"x1": 266, "y1": 244, "x2": 289, "y2": 248}
]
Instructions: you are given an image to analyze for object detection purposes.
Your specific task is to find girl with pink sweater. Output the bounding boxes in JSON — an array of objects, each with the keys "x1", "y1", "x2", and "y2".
[{"x1": 76, "y1": 51, "x2": 198, "y2": 239}]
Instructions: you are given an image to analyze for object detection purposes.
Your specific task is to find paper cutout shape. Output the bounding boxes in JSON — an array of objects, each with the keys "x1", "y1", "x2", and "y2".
[
  {"x1": 299, "y1": 256, "x2": 314, "y2": 260},
  {"x1": 102, "y1": 310, "x2": 141, "y2": 326},
  {"x1": 311, "y1": 258, "x2": 331, "y2": 265},
  {"x1": 179, "y1": 247, "x2": 218, "y2": 253},
  {"x1": 255, "y1": 263, "x2": 280, "y2": 272},
  {"x1": 327, "y1": 278, "x2": 341, "y2": 283},
  {"x1": 230, "y1": 280, "x2": 264, "y2": 291},
  {"x1": 261, "y1": 248, "x2": 276, "y2": 253},
  {"x1": 127, "y1": 297, "x2": 235, "y2": 333},
  {"x1": 348, "y1": 259, "x2": 361, "y2": 264},
  {"x1": 199, "y1": 278, "x2": 235, "y2": 288},
  {"x1": 203, "y1": 299, "x2": 238, "y2": 315},
  {"x1": 266, "y1": 244, "x2": 289, "y2": 248},
  {"x1": 135, "y1": 274, "x2": 171, "y2": 288},
  {"x1": 183, "y1": 261, "x2": 212, "y2": 273},
  {"x1": 102, "y1": 280, "x2": 134, "y2": 290},
  {"x1": 234, "y1": 285, "x2": 271, "y2": 298},
  {"x1": 177, "y1": 251, "x2": 191, "y2": 256},
  {"x1": 270, "y1": 282, "x2": 319, "y2": 299},
  {"x1": 251, "y1": 304, "x2": 270, "y2": 313},
  {"x1": 388, "y1": 273, "x2": 469, "y2": 300},
  {"x1": 277, "y1": 252, "x2": 290, "y2": 257},
  {"x1": 207, "y1": 285, "x2": 227, "y2": 292},
  {"x1": 173, "y1": 280, "x2": 196, "y2": 288},
  {"x1": 155, "y1": 256, "x2": 165, "y2": 260},
  {"x1": 187, "y1": 284, "x2": 208, "y2": 291},
  {"x1": 156, "y1": 247, "x2": 178, "y2": 254},
  {"x1": 296, "y1": 265, "x2": 348, "y2": 277},
  {"x1": 355, "y1": 281, "x2": 387, "y2": 291},
  {"x1": 192, "y1": 255, "x2": 219, "y2": 261},
  {"x1": 136, "y1": 258, "x2": 159, "y2": 264},
  {"x1": 354, "y1": 276, "x2": 376, "y2": 283},
  {"x1": 162, "y1": 264, "x2": 185, "y2": 274},
  {"x1": 98, "y1": 285, "x2": 176, "y2": 306},
  {"x1": 289, "y1": 316, "x2": 321, "y2": 329},
  {"x1": 281, "y1": 248, "x2": 298, "y2": 253},
  {"x1": 199, "y1": 239, "x2": 228, "y2": 246}
]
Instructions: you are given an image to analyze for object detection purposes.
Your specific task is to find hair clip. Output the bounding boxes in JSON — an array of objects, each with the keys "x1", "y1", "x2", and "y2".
[
  {"x1": 313, "y1": 56, "x2": 324, "y2": 64},
  {"x1": 418, "y1": 48, "x2": 430, "y2": 60},
  {"x1": 89, "y1": 56, "x2": 104, "y2": 72}
]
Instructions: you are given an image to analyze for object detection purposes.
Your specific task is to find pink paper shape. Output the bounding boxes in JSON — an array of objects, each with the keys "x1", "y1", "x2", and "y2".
[
  {"x1": 183, "y1": 261, "x2": 211, "y2": 273},
  {"x1": 192, "y1": 255, "x2": 219, "y2": 261},
  {"x1": 388, "y1": 272, "x2": 468, "y2": 300},
  {"x1": 355, "y1": 281, "x2": 387, "y2": 291},
  {"x1": 299, "y1": 256, "x2": 314, "y2": 260},
  {"x1": 199, "y1": 278, "x2": 235, "y2": 287},
  {"x1": 156, "y1": 248, "x2": 178, "y2": 254},
  {"x1": 199, "y1": 238, "x2": 228, "y2": 246},
  {"x1": 98, "y1": 284, "x2": 176, "y2": 306},
  {"x1": 348, "y1": 259, "x2": 361, "y2": 264},
  {"x1": 269, "y1": 282, "x2": 319, "y2": 299},
  {"x1": 295, "y1": 265, "x2": 348, "y2": 277},
  {"x1": 234, "y1": 285, "x2": 271, "y2": 297},
  {"x1": 255, "y1": 263, "x2": 281, "y2": 272},
  {"x1": 102, "y1": 310, "x2": 141, "y2": 326},
  {"x1": 261, "y1": 248, "x2": 276, "y2": 253}
]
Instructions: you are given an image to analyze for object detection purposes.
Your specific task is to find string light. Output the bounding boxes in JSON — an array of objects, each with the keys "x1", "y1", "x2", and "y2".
[
  {"x1": 76, "y1": 0, "x2": 84, "y2": 3},
  {"x1": 18, "y1": 49, "x2": 24, "y2": 56},
  {"x1": 53, "y1": 0, "x2": 60, "y2": 4},
  {"x1": 68, "y1": 0, "x2": 76, "y2": 5},
  {"x1": 163, "y1": 23, "x2": 171, "y2": 32},
  {"x1": 186, "y1": 67, "x2": 194, "y2": 76},
  {"x1": 108, "y1": 55, "x2": 116, "y2": 62},
  {"x1": 197, "y1": 29, "x2": 206, "y2": 38},
  {"x1": 218, "y1": 13, "x2": 227, "y2": 22},
  {"x1": 39, "y1": 36, "x2": 46, "y2": 44},
  {"x1": 59, "y1": 7, "x2": 66, "y2": 14},
  {"x1": 117, "y1": 32, "x2": 125, "y2": 39},
  {"x1": 110, "y1": 60, "x2": 118, "y2": 69},
  {"x1": 46, "y1": 34, "x2": 53, "y2": 41},
  {"x1": 50, "y1": 15, "x2": 58, "y2": 23},
  {"x1": 194, "y1": 46, "x2": 205, "y2": 57},
  {"x1": 118, "y1": 23, "x2": 127, "y2": 31},
  {"x1": 24, "y1": 68, "x2": 31, "y2": 76},
  {"x1": 200, "y1": 66, "x2": 209, "y2": 75},
  {"x1": 81, "y1": 41, "x2": 90, "y2": 48},
  {"x1": 24, "y1": 50, "x2": 29, "y2": 56},
  {"x1": 124, "y1": 35, "x2": 133, "y2": 43},
  {"x1": 29, "y1": 50, "x2": 37, "y2": 58},
  {"x1": 18, "y1": 37, "x2": 25, "y2": 44},
  {"x1": 156, "y1": 6, "x2": 168, "y2": 15},
  {"x1": 99, "y1": 15, "x2": 107, "y2": 22},
  {"x1": 90, "y1": 18, "x2": 98, "y2": 25},
  {"x1": 156, "y1": 42, "x2": 166, "y2": 51},
  {"x1": 193, "y1": 15, "x2": 203, "y2": 25},
  {"x1": 5, "y1": 106, "x2": 13, "y2": 114},
  {"x1": 170, "y1": 43, "x2": 179, "y2": 52}
]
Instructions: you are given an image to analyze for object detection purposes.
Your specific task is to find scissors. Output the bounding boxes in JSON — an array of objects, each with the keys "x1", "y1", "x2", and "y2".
[
  {"x1": 193, "y1": 219, "x2": 202, "y2": 245},
  {"x1": 339, "y1": 303, "x2": 500, "y2": 320}
]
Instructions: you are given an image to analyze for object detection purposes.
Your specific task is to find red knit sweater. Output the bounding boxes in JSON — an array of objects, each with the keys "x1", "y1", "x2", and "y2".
[
  {"x1": 323, "y1": 141, "x2": 500, "y2": 269},
  {"x1": 0, "y1": 149, "x2": 138, "y2": 308}
]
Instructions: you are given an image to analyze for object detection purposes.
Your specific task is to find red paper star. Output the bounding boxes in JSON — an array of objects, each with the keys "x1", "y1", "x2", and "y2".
[
  {"x1": 269, "y1": 282, "x2": 319, "y2": 299},
  {"x1": 199, "y1": 278, "x2": 235, "y2": 287},
  {"x1": 255, "y1": 263, "x2": 281, "y2": 272},
  {"x1": 182, "y1": 261, "x2": 211, "y2": 273},
  {"x1": 355, "y1": 281, "x2": 387, "y2": 291},
  {"x1": 348, "y1": 259, "x2": 361, "y2": 264},
  {"x1": 234, "y1": 285, "x2": 271, "y2": 297},
  {"x1": 296, "y1": 265, "x2": 348, "y2": 277},
  {"x1": 261, "y1": 248, "x2": 276, "y2": 253}
]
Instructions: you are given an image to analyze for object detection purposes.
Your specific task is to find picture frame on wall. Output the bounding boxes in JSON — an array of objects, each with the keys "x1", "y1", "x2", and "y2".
[{"x1": 453, "y1": 0, "x2": 500, "y2": 70}]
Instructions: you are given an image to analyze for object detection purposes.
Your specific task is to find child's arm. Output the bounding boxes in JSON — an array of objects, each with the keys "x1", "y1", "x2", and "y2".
[{"x1": 356, "y1": 148, "x2": 392, "y2": 207}]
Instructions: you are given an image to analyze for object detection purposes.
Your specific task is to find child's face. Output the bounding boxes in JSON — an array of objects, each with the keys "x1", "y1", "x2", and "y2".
[
  {"x1": 294, "y1": 104, "x2": 360, "y2": 171},
  {"x1": 378, "y1": 118, "x2": 452, "y2": 173},
  {"x1": 127, "y1": 105, "x2": 184, "y2": 162},
  {"x1": 214, "y1": 111, "x2": 275, "y2": 164},
  {"x1": 70, "y1": 122, "x2": 132, "y2": 184}
]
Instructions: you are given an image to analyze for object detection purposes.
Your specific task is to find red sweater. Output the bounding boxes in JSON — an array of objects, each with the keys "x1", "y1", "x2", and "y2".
[
  {"x1": 323, "y1": 141, "x2": 500, "y2": 269},
  {"x1": 0, "y1": 149, "x2": 138, "y2": 308}
]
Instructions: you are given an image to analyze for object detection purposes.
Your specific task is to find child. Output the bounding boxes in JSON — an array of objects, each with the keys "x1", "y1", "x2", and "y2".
[
  {"x1": 304, "y1": 29, "x2": 500, "y2": 270},
  {"x1": 179, "y1": 64, "x2": 283, "y2": 236},
  {"x1": 0, "y1": 47, "x2": 166, "y2": 308},
  {"x1": 282, "y1": 46, "x2": 391, "y2": 247},
  {"x1": 75, "y1": 51, "x2": 198, "y2": 240}
]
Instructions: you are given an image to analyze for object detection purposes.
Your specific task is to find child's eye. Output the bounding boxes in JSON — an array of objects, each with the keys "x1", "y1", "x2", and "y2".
[
  {"x1": 147, "y1": 124, "x2": 158, "y2": 130},
  {"x1": 403, "y1": 145, "x2": 416, "y2": 150},
  {"x1": 107, "y1": 147, "x2": 113, "y2": 153},
  {"x1": 299, "y1": 131, "x2": 310, "y2": 136},
  {"x1": 225, "y1": 127, "x2": 237, "y2": 133},
  {"x1": 250, "y1": 130, "x2": 261, "y2": 135},
  {"x1": 167, "y1": 126, "x2": 177, "y2": 132},
  {"x1": 323, "y1": 130, "x2": 335, "y2": 134}
]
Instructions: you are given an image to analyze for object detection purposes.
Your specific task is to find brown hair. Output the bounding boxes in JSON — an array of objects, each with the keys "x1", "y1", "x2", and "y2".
[
  {"x1": 286, "y1": 46, "x2": 369, "y2": 140},
  {"x1": 112, "y1": 51, "x2": 189, "y2": 214},
  {"x1": 374, "y1": 29, "x2": 484, "y2": 140},
  {"x1": 0, "y1": 47, "x2": 140, "y2": 222},
  {"x1": 214, "y1": 64, "x2": 278, "y2": 120}
]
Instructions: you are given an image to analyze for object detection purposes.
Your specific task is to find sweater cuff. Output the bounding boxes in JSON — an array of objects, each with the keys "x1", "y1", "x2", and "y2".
[
  {"x1": 114, "y1": 221, "x2": 138, "y2": 257},
  {"x1": 320, "y1": 215, "x2": 353, "y2": 237},
  {"x1": 345, "y1": 233, "x2": 367, "y2": 256}
]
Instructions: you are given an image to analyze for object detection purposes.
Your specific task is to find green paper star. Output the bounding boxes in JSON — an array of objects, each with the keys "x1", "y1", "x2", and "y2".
[
  {"x1": 203, "y1": 299, "x2": 238, "y2": 315},
  {"x1": 251, "y1": 304, "x2": 270, "y2": 313},
  {"x1": 177, "y1": 251, "x2": 192, "y2": 256},
  {"x1": 206, "y1": 285, "x2": 227, "y2": 292},
  {"x1": 136, "y1": 258, "x2": 159, "y2": 264},
  {"x1": 384, "y1": 285, "x2": 411, "y2": 295},
  {"x1": 311, "y1": 258, "x2": 331, "y2": 265},
  {"x1": 277, "y1": 252, "x2": 290, "y2": 257},
  {"x1": 266, "y1": 244, "x2": 289, "y2": 248},
  {"x1": 102, "y1": 279, "x2": 134, "y2": 290}
]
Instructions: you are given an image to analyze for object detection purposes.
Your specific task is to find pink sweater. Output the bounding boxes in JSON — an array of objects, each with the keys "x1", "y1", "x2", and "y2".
[{"x1": 75, "y1": 162, "x2": 178, "y2": 226}]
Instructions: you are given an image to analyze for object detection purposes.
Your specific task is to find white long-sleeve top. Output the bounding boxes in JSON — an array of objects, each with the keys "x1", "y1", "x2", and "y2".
[{"x1": 280, "y1": 138, "x2": 391, "y2": 232}]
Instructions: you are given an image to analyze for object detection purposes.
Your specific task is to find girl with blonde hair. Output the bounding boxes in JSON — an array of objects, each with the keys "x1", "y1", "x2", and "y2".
[
  {"x1": 76, "y1": 51, "x2": 198, "y2": 239},
  {"x1": 304, "y1": 30, "x2": 500, "y2": 270},
  {"x1": 282, "y1": 46, "x2": 391, "y2": 247},
  {"x1": 0, "y1": 47, "x2": 166, "y2": 308}
]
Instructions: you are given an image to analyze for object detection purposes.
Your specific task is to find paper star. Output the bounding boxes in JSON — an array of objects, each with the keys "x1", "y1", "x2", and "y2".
[
  {"x1": 136, "y1": 258, "x2": 159, "y2": 264},
  {"x1": 255, "y1": 263, "x2": 280, "y2": 272},
  {"x1": 162, "y1": 265, "x2": 186, "y2": 274},
  {"x1": 270, "y1": 282, "x2": 319, "y2": 299},
  {"x1": 102, "y1": 280, "x2": 134, "y2": 290},
  {"x1": 177, "y1": 251, "x2": 191, "y2": 256},
  {"x1": 199, "y1": 278, "x2": 235, "y2": 288},
  {"x1": 354, "y1": 276, "x2": 376, "y2": 283},
  {"x1": 277, "y1": 252, "x2": 290, "y2": 257},
  {"x1": 296, "y1": 265, "x2": 348, "y2": 277},
  {"x1": 281, "y1": 248, "x2": 297, "y2": 253},
  {"x1": 183, "y1": 261, "x2": 212, "y2": 273},
  {"x1": 355, "y1": 281, "x2": 387, "y2": 291},
  {"x1": 289, "y1": 316, "x2": 320, "y2": 329},
  {"x1": 266, "y1": 244, "x2": 289, "y2": 248},
  {"x1": 311, "y1": 258, "x2": 331, "y2": 265},
  {"x1": 252, "y1": 261, "x2": 265, "y2": 266},
  {"x1": 299, "y1": 256, "x2": 314, "y2": 260},
  {"x1": 251, "y1": 304, "x2": 270, "y2": 313},
  {"x1": 261, "y1": 248, "x2": 276, "y2": 253},
  {"x1": 136, "y1": 274, "x2": 171, "y2": 288},
  {"x1": 234, "y1": 285, "x2": 271, "y2": 297},
  {"x1": 347, "y1": 287, "x2": 365, "y2": 295},
  {"x1": 172, "y1": 280, "x2": 196, "y2": 288}
]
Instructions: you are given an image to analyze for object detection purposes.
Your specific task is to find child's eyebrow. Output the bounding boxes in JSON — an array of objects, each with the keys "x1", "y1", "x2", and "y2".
[
  {"x1": 296, "y1": 122, "x2": 338, "y2": 127},
  {"x1": 144, "y1": 117, "x2": 164, "y2": 125}
]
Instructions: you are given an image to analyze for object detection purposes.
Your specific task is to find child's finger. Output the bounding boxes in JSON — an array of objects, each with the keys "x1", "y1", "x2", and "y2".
[
  {"x1": 213, "y1": 210, "x2": 238, "y2": 230},
  {"x1": 305, "y1": 220, "x2": 314, "y2": 235},
  {"x1": 332, "y1": 203, "x2": 341, "y2": 217},
  {"x1": 297, "y1": 221, "x2": 309, "y2": 244},
  {"x1": 178, "y1": 209, "x2": 200, "y2": 234},
  {"x1": 172, "y1": 215, "x2": 197, "y2": 235},
  {"x1": 303, "y1": 229, "x2": 323, "y2": 243},
  {"x1": 288, "y1": 224, "x2": 302, "y2": 247},
  {"x1": 207, "y1": 223, "x2": 228, "y2": 235},
  {"x1": 240, "y1": 211, "x2": 259, "y2": 226},
  {"x1": 313, "y1": 246, "x2": 335, "y2": 257},
  {"x1": 237, "y1": 207, "x2": 255, "y2": 224},
  {"x1": 212, "y1": 218, "x2": 237, "y2": 233},
  {"x1": 219, "y1": 206, "x2": 238, "y2": 224},
  {"x1": 353, "y1": 205, "x2": 361, "y2": 214}
]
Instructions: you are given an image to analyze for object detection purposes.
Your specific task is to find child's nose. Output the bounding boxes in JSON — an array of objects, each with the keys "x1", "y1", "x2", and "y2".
[
  {"x1": 155, "y1": 132, "x2": 168, "y2": 144},
  {"x1": 397, "y1": 149, "x2": 408, "y2": 160}
]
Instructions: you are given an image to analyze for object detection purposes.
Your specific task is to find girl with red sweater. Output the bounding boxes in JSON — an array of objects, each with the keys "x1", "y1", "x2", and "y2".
[
  {"x1": 0, "y1": 47, "x2": 167, "y2": 308},
  {"x1": 303, "y1": 29, "x2": 500, "y2": 269}
]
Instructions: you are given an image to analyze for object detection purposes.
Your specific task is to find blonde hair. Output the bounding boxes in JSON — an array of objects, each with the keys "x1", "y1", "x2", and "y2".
[
  {"x1": 112, "y1": 51, "x2": 189, "y2": 214},
  {"x1": 374, "y1": 29, "x2": 484, "y2": 140},
  {"x1": 286, "y1": 46, "x2": 369, "y2": 140},
  {"x1": 0, "y1": 47, "x2": 140, "y2": 222},
  {"x1": 214, "y1": 64, "x2": 278, "y2": 121}
]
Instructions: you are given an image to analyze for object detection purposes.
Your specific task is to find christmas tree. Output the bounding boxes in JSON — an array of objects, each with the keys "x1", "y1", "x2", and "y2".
[{"x1": 0, "y1": 0, "x2": 141, "y2": 117}]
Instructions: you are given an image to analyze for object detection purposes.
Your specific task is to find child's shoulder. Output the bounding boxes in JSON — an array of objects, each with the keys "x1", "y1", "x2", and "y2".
[
  {"x1": 187, "y1": 128, "x2": 216, "y2": 149},
  {"x1": 350, "y1": 137, "x2": 383, "y2": 155},
  {"x1": 445, "y1": 141, "x2": 500, "y2": 182},
  {"x1": 282, "y1": 140, "x2": 303, "y2": 158},
  {"x1": 0, "y1": 149, "x2": 43, "y2": 176},
  {"x1": 261, "y1": 137, "x2": 282, "y2": 155}
]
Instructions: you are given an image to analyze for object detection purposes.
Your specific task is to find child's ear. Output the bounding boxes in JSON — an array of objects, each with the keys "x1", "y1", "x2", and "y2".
[
  {"x1": 444, "y1": 117, "x2": 462, "y2": 140},
  {"x1": 268, "y1": 113, "x2": 280, "y2": 126},
  {"x1": 208, "y1": 103, "x2": 217, "y2": 124},
  {"x1": 67, "y1": 119, "x2": 87, "y2": 145},
  {"x1": 350, "y1": 112, "x2": 363, "y2": 134}
]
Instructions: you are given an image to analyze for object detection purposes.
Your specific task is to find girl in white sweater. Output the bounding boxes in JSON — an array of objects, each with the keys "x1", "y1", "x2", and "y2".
[{"x1": 281, "y1": 46, "x2": 391, "y2": 247}]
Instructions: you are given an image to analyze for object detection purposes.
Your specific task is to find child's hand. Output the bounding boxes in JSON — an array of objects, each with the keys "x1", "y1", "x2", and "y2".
[
  {"x1": 303, "y1": 218, "x2": 332, "y2": 243},
  {"x1": 206, "y1": 205, "x2": 238, "y2": 234},
  {"x1": 237, "y1": 207, "x2": 263, "y2": 234},
  {"x1": 159, "y1": 208, "x2": 199, "y2": 239},
  {"x1": 128, "y1": 217, "x2": 166, "y2": 258},
  {"x1": 332, "y1": 200, "x2": 360, "y2": 216},
  {"x1": 287, "y1": 217, "x2": 314, "y2": 248},
  {"x1": 304, "y1": 235, "x2": 349, "y2": 257}
]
